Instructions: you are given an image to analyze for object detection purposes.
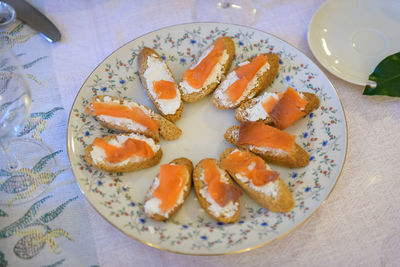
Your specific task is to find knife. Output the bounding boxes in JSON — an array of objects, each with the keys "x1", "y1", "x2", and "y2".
[{"x1": 3, "y1": 0, "x2": 61, "y2": 42}]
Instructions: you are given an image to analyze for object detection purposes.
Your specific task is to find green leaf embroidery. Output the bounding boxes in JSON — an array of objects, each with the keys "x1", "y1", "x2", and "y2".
[
  {"x1": 33, "y1": 150, "x2": 63, "y2": 174},
  {"x1": 41, "y1": 258, "x2": 65, "y2": 267},
  {"x1": 22, "y1": 56, "x2": 48, "y2": 70},
  {"x1": 37, "y1": 196, "x2": 78, "y2": 224},
  {"x1": 10, "y1": 22, "x2": 25, "y2": 36},
  {"x1": 0, "y1": 195, "x2": 52, "y2": 238},
  {"x1": 363, "y1": 52, "x2": 400, "y2": 97},
  {"x1": 30, "y1": 107, "x2": 64, "y2": 120}
]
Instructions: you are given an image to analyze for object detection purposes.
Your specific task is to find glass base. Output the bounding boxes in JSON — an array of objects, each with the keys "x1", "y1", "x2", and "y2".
[
  {"x1": 192, "y1": 0, "x2": 257, "y2": 26},
  {"x1": 0, "y1": 138, "x2": 58, "y2": 206}
]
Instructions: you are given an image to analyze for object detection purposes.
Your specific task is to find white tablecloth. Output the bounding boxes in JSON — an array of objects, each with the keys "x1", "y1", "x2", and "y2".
[{"x1": 7, "y1": 0, "x2": 400, "y2": 266}]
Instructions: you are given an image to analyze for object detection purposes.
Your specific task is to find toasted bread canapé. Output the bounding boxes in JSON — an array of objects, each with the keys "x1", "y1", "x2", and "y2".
[
  {"x1": 179, "y1": 37, "x2": 235, "y2": 103},
  {"x1": 144, "y1": 157, "x2": 193, "y2": 221},
  {"x1": 224, "y1": 122, "x2": 309, "y2": 168},
  {"x1": 235, "y1": 87, "x2": 320, "y2": 129},
  {"x1": 138, "y1": 47, "x2": 183, "y2": 122},
  {"x1": 220, "y1": 148, "x2": 294, "y2": 212},
  {"x1": 84, "y1": 133, "x2": 162, "y2": 173},
  {"x1": 193, "y1": 158, "x2": 242, "y2": 223},
  {"x1": 85, "y1": 95, "x2": 181, "y2": 141},
  {"x1": 212, "y1": 53, "x2": 280, "y2": 109}
]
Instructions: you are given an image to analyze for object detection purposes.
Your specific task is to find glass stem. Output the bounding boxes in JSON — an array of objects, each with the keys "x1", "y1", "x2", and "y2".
[{"x1": 0, "y1": 139, "x2": 18, "y2": 169}]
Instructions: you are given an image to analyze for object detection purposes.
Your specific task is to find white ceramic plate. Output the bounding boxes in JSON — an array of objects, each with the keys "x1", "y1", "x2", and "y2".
[
  {"x1": 67, "y1": 22, "x2": 347, "y2": 255},
  {"x1": 308, "y1": 0, "x2": 400, "y2": 85}
]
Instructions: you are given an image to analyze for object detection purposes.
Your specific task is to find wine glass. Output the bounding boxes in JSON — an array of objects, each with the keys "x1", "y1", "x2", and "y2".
[
  {"x1": 0, "y1": 39, "x2": 57, "y2": 205},
  {"x1": 192, "y1": 0, "x2": 257, "y2": 26},
  {"x1": 0, "y1": 40, "x2": 31, "y2": 167},
  {"x1": 0, "y1": 1, "x2": 16, "y2": 28}
]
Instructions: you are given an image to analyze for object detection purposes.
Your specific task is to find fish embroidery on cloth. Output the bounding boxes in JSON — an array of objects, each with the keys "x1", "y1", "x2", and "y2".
[{"x1": 0, "y1": 150, "x2": 66, "y2": 205}]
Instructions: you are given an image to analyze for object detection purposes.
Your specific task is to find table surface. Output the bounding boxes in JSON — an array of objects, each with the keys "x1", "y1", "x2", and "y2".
[{"x1": 2, "y1": 0, "x2": 400, "y2": 266}]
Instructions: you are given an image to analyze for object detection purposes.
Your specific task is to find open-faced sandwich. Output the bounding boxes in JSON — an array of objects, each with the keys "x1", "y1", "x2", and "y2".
[
  {"x1": 138, "y1": 47, "x2": 183, "y2": 122},
  {"x1": 144, "y1": 157, "x2": 193, "y2": 221},
  {"x1": 84, "y1": 133, "x2": 162, "y2": 172},
  {"x1": 85, "y1": 95, "x2": 181, "y2": 141},
  {"x1": 220, "y1": 148, "x2": 294, "y2": 212},
  {"x1": 193, "y1": 158, "x2": 242, "y2": 223},
  {"x1": 212, "y1": 53, "x2": 280, "y2": 109},
  {"x1": 224, "y1": 121, "x2": 309, "y2": 168},
  {"x1": 235, "y1": 86, "x2": 320, "y2": 130},
  {"x1": 179, "y1": 37, "x2": 235, "y2": 102}
]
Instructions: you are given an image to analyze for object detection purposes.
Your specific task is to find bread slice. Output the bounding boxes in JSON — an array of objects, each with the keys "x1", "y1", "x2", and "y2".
[
  {"x1": 137, "y1": 47, "x2": 183, "y2": 122},
  {"x1": 84, "y1": 133, "x2": 162, "y2": 173},
  {"x1": 220, "y1": 148, "x2": 294, "y2": 212},
  {"x1": 235, "y1": 91, "x2": 320, "y2": 125},
  {"x1": 144, "y1": 157, "x2": 193, "y2": 221},
  {"x1": 193, "y1": 158, "x2": 241, "y2": 223},
  {"x1": 85, "y1": 95, "x2": 181, "y2": 141},
  {"x1": 224, "y1": 125, "x2": 309, "y2": 168},
  {"x1": 212, "y1": 53, "x2": 280, "y2": 109},
  {"x1": 179, "y1": 37, "x2": 235, "y2": 103}
]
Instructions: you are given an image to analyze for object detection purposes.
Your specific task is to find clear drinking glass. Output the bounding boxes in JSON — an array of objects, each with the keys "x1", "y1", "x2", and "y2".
[
  {"x1": 0, "y1": 39, "x2": 57, "y2": 205},
  {"x1": 192, "y1": 0, "x2": 257, "y2": 25},
  {"x1": 0, "y1": 40, "x2": 31, "y2": 166}
]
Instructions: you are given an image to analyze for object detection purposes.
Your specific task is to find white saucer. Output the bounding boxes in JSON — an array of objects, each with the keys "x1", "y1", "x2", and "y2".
[{"x1": 308, "y1": 0, "x2": 400, "y2": 86}]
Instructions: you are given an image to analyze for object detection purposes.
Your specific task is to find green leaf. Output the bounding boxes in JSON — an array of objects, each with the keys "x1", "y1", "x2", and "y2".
[{"x1": 363, "y1": 52, "x2": 400, "y2": 97}]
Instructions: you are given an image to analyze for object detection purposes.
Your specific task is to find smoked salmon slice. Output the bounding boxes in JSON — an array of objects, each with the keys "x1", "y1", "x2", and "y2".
[
  {"x1": 153, "y1": 164, "x2": 187, "y2": 213},
  {"x1": 93, "y1": 137, "x2": 155, "y2": 163},
  {"x1": 203, "y1": 159, "x2": 242, "y2": 206},
  {"x1": 261, "y1": 94, "x2": 280, "y2": 113},
  {"x1": 226, "y1": 54, "x2": 268, "y2": 103},
  {"x1": 221, "y1": 150, "x2": 279, "y2": 186},
  {"x1": 182, "y1": 38, "x2": 226, "y2": 89},
  {"x1": 91, "y1": 101, "x2": 159, "y2": 133},
  {"x1": 269, "y1": 87, "x2": 308, "y2": 130},
  {"x1": 152, "y1": 80, "x2": 177, "y2": 99},
  {"x1": 237, "y1": 121, "x2": 296, "y2": 155}
]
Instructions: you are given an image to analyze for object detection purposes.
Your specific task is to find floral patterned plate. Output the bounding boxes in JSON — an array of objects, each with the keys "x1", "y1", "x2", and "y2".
[{"x1": 67, "y1": 23, "x2": 347, "y2": 255}]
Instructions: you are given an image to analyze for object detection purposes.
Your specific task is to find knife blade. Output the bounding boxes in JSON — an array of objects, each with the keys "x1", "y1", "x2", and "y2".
[{"x1": 3, "y1": 0, "x2": 61, "y2": 42}]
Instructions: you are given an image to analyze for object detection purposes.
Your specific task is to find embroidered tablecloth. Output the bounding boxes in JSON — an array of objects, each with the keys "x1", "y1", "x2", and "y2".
[
  {"x1": 1, "y1": 0, "x2": 400, "y2": 266},
  {"x1": 0, "y1": 22, "x2": 99, "y2": 267}
]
